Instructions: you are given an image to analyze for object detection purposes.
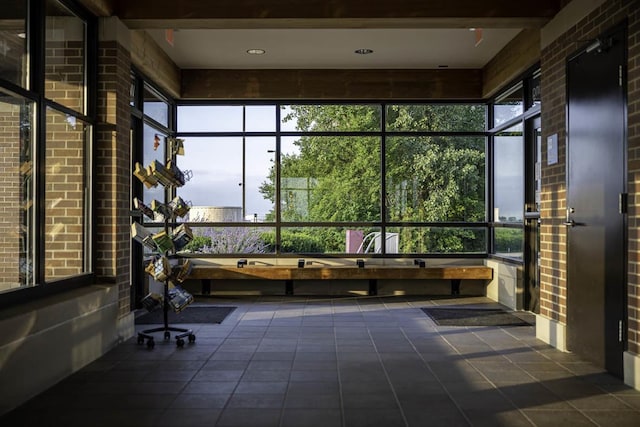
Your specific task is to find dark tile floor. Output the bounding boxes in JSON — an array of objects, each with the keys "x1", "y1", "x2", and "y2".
[{"x1": 3, "y1": 295, "x2": 640, "y2": 426}]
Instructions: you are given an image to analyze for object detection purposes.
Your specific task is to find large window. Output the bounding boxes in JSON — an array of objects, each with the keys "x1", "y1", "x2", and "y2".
[
  {"x1": 0, "y1": 0, "x2": 28, "y2": 88},
  {"x1": 44, "y1": 108, "x2": 91, "y2": 280},
  {"x1": 0, "y1": 0, "x2": 95, "y2": 298},
  {"x1": 489, "y1": 69, "x2": 540, "y2": 261},
  {"x1": 0, "y1": 91, "x2": 35, "y2": 291},
  {"x1": 176, "y1": 103, "x2": 487, "y2": 256},
  {"x1": 45, "y1": 0, "x2": 87, "y2": 113}
]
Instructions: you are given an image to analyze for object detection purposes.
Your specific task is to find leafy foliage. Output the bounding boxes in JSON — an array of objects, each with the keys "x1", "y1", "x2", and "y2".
[{"x1": 258, "y1": 103, "x2": 487, "y2": 253}]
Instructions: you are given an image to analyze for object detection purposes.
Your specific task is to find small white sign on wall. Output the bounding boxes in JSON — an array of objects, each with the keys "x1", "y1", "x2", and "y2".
[{"x1": 547, "y1": 133, "x2": 558, "y2": 165}]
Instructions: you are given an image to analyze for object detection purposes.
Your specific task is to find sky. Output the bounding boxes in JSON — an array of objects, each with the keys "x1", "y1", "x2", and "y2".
[{"x1": 143, "y1": 104, "x2": 525, "y2": 222}]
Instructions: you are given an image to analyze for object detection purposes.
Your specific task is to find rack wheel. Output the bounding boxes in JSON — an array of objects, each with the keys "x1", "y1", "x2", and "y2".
[
  {"x1": 188, "y1": 334, "x2": 196, "y2": 343},
  {"x1": 164, "y1": 331, "x2": 171, "y2": 340},
  {"x1": 137, "y1": 336, "x2": 144, "y2": 345},
  {"x1": 147, "y1": 339, "x2": 155, "y2": 349},
  {"x1": 176, "y1": 338, "x2": 185, "y2": 348}
]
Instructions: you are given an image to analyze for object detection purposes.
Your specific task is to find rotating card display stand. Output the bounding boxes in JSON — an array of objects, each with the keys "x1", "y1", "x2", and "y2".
[{"x1": 132, "y1": 138, "x2": 195, "y2": 349}]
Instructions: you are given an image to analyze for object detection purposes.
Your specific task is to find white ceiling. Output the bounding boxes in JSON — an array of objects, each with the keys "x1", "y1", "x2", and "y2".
[{"x1": 146, "y1": 28, "x2": 523, "y2": 69}]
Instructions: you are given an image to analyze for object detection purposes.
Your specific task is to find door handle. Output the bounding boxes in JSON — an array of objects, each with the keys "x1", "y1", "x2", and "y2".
[{"x1": 564, "y1": 207, "x2": 575, "y2": 227}]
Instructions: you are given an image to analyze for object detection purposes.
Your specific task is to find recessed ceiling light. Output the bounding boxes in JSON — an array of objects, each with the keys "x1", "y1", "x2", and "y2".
[
  {"x1": 246, "y1": 48, "x2": 266, "y2": 55},
  {"x1": 17, "y1": 32, "x2": 26, "y2": 39},
  {"x1": 354, "y1": 48, "x2": 374, "y2": 55}
]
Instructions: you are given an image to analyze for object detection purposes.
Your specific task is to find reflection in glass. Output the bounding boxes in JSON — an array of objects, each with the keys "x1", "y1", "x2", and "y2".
[
  {"x1": 493, "y1": 84, "x2": 523, "y2": 127},
  {"x1": 45, "y1": 107, "x2": 89, "y2": 281},
  {"x1": 386, "y1": 136, "x2": 485, "y2": 222},
  {"x1": 45, "y1": 0, "x2": 86, "y2": 113},
  {"x1": 494, "y1": 124, "x2": 523, "y2": 222},
  {"x1": 142, "y1": 124, "x2": 166, "y2": 207},
  {"x1": 0, "y1": 92, "x2": 34, "y2": 291},
  {"x1": 279, "y1": 136, "x2": 380, "y2": 222},
  {"x1": 143, "y1": 85, "x2": 169, "y2": 127},
  {"x1": 0, "y1": 0, "x2": 28, "y2": 87},
  {"x1": 494, "y1": 227, "x2": 523, "y2": 259}
]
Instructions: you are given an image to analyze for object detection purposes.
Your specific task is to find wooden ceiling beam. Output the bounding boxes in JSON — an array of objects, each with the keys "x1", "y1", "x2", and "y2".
[
  {"x1": 76, "y1": 0, "x2": 115, "y2": 16},
  {"x1": 114, "y1": 0, "x2": 562, "y2": 29},
  {"x1": 181, "y1": 69, "x2": 483, "y2": 100}
]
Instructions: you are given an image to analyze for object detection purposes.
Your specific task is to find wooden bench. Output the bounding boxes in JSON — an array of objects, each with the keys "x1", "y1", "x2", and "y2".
[{"x1": 188, "y1": 264, "x2": 493, "y2": 296}]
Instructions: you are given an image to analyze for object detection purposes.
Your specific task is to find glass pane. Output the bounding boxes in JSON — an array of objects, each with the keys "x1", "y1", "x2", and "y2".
[
  {"x1": 387, "y1": 227, "x2": 487, "y2": 254},
  {"x1": 527, "y1": 71, "x2": 541, "y2": 109},
  {"x1": 0, "y1": 0, "x2": 28, "y2": 87},
  {"x1": 494, "y1": 124, "x2": 523, "y2": 223},
  {"x1": 177, "y1": 105, "x2": 243, "y2": 132},
  {"x1": 129, "y1": 74, "x2": 136, "y2": 107},
  {"x1": 386, "y1": 136, "x2": 485, "y2": 222},
  {"x1": 0, "y1": 92, "x2": 34, "y2": 292},
  {"x1": 245, "y1": 137, "x2": 275, "y2": 222},
  {"x1": 143, "y1": 85, "x2": 169, "y2": 127},
  {"x1": 45, "y1": 0, "x2": 86, "y2": 113},
  {"x1": 141, "y1": 124, "x2": 166, "y2": 209},
  {"x1": 279, "y1": 227, "x2": 381, "y2": 254},
  {"x1": 45, "y1": 108, "x2": 89, "y2": 281},
  {"x1": 180, "y1": 226, "x2": 275, "y2": 255},
  {"x1": 280, "y1": 104, "x2": 381, "y2": 132},
  {"x1": 280, "y1": 136, "x2": 380, "y2": 222},
  {"x1": 245, "y1": 105, "x2": 275, "y2": 132},
  {"x1": 494, "y1": 227, "x2": 523, "y2": 259},
  {"x1": 493, "y1": 83, "x2": 523, "y2": 127},
  {"x1": 176, "y1": 137, "x2": 242, "y2": 209},
  {"x1": 386, "y1": 104, "x2": 486, "y2": 132}
]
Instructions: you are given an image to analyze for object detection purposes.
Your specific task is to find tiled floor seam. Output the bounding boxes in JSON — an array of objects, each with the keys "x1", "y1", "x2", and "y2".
[
  {"x1": 397, "y1": 316, "x2": 475, "y2": 427},
  {"x1": 362, "y1": 298, "x2": 411, "y2": 427}
]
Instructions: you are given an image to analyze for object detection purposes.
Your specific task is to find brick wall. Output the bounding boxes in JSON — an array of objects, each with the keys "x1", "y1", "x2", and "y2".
[
  {"x1": 540, "y1": 0, "x2": 640, "y2": 354},
  {"x1": 96, "y1": 40, "x2": 132, "y2": 317},
  {"x1": 44, "y1": 109, "x2": 86, "y2": 280},
  {"x1": 0, "y1": 104, "x2": 23, "y2": 290}
]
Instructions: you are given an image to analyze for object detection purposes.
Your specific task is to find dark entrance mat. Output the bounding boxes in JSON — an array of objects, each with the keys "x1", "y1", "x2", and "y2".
[
  {"x1": 421, "y1": 307, "x2": 533, "y2": 327},
  {"x1": 135, "y1": 306, "x2": 236, "y2": 324}
]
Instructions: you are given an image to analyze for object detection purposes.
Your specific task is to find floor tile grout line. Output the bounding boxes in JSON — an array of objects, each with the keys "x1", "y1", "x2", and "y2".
[
  {"x1": 473, "y1": 326, "x2": 639, "y2": 425},
  {"x1": 466, "y1": 327, "x2": 566, "y2": 427},
  {"x1": 396, "y1": 310, "x2": 476, "y2": 427},
  {"x1": 332, "y1": 297, "x2": 347, "y2": 427},
  {"x1": 364, "y1": 297, "x2": 411, "y2": 427}
]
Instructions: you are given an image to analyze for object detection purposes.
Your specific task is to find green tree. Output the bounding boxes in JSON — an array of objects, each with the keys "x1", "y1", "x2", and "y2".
[{"x1": 259, "y1": 104, "x2": 486, "y2": 253}]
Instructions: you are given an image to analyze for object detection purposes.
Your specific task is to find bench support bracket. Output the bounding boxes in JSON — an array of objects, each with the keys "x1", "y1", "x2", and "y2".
[
  {"x1": 368, "y1": 279, "x2": 377, "y2": 296},
  {"x1": 201, "y1": 279, "x2": 211, "y2": 295},
  {"x1": 451, "y1": 279, "x2": 461, "y2": 296}
]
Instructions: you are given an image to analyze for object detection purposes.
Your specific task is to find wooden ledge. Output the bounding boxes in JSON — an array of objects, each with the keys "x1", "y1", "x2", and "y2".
[{"x1": 189, "y1": 265, "x2": 493, "y2": 281}]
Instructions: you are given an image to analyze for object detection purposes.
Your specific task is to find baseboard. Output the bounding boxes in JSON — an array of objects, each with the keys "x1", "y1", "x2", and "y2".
[
  {"x1": 0, "y1": 284, "x2": 121, "y2": 416},
  {"x1": 535, "y1": 314, "x2": 568, "y2": 352},
  {"x1": 624, "y1": 351, "x2": 640, "y2": 391},
  {"x1": 117, "y1": 311, "x2": 135, "y2": 342}
]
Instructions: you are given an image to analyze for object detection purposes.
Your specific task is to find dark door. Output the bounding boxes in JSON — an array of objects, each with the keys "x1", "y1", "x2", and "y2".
[{"x1": 566, "y1": 25, "x2": 626, "y2": 377}]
